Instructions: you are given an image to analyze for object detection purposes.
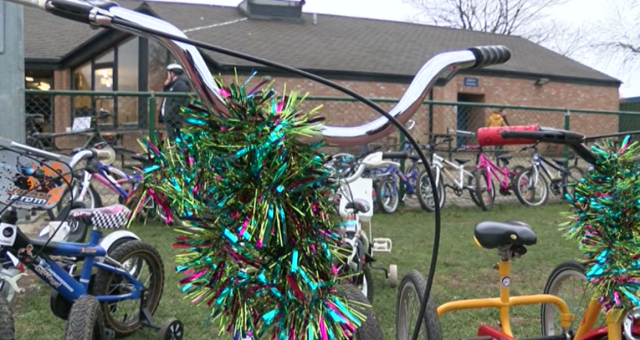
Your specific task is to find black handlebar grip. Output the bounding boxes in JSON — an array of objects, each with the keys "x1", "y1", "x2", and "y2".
[
  {"x1": 382, "y1": 152, "x2": 409, "y2": 159},
  {"x1": 468, "y1": 46, "x2": 512, "y2": 69},
  {"x1": 49, "y1": 0, "x2": 118, "y2": 24}
]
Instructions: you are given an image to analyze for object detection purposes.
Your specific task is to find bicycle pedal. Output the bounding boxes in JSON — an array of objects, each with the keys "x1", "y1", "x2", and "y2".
[{"x1": 372, "y1": 238, "x2": 392, "y2": 252}]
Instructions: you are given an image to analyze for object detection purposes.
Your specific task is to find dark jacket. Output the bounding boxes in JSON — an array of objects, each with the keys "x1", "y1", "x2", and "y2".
[{"x1": 160, "y1": 75, "x2": 190, "y2": 124}]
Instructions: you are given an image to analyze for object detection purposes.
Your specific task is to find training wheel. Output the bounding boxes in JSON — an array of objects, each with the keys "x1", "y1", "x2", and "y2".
[
  {"x1": 387, "y1": 264, "x2": 398, "y2": 287},
  {"x1": 156, "y1": 317, "x2": 184, "y2": 340}
]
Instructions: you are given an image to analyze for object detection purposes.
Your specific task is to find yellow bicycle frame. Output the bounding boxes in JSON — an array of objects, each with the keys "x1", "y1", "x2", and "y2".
[{"x1": 435, "y1": 238, "x2": 625, "y2": 339}]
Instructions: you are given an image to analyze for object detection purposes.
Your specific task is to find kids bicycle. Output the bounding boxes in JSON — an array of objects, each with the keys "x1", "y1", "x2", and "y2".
[
  {"x1": 453, "y1": 130, "x2": 526, "y2": 211},
  {"x1": 512, "y1": 143, "x2": 584, "y2": 207},
  {"x1": 331, "y1": 151, "x2": 400, "y2": 302},
  {"x1": 0, "y1": 138, "x2": 182, "y2": 340}
]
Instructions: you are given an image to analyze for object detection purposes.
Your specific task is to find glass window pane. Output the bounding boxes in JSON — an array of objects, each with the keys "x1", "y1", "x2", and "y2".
[
  {"x1": 72, "y1": 62, "x2": 91, "y2": 90},
  {"x1": 72, "y1": 62, "x2": 93, "y2": 126},
  {"x1": 95, "y1": 49, "x2": 114, "y2": 64},
  {"x1": 148, "y1": 39, "x2": 169, "y2": 92},
  {"x1": 148, "y1": 39, "x2": 170, "y2": 125},
  {"x1": 93, "y1": 67, "x2": 114, "y2": 125},
  {"x1": 117, "y1": 37, "x2": 139, "y2": 125}
]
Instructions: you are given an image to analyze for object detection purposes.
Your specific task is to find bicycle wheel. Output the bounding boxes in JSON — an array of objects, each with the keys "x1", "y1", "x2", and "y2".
[
  {"x1": 467, "y1": 170, "x2": 482, "y2": 208},
  {"x1": 541, "y1": 260, "x2": 603, "y2": 337},
  {"x1": 514, "y1": 167, "x2": 549, "y2": 207},
  {"x1": 474, "y1": 168, "x2": 495, "y2": 211},
  {"x1": 416, "y1": 168, "x2": 445, "y2": 212},
  {"x1": 63, "y1": 295, "x2": 105, "y2": 340},
  {"x1": 376, "y1": 174, "x2": 399, "y2": 214},
  {"x1": 335, "y1": 284, "x2": 383, "y2": 340},
  {"x1": 91, "y1": 240, "x2": 164, "y2": 337},
  {"x1": 52, "y1": 179, "x2": 103, "y2": 220},
  {"x1": 396, "y1": 270, "x2": 442, "y2": 340},
  {"x1": 562, "y1": 166, "x2": 584, "y2": 199}
]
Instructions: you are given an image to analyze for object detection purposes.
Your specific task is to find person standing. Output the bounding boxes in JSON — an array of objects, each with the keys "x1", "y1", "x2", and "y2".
[
  {"x1": 485, "y1": 108, "x2": 509, "y2": 155},
  {"x1": 160, "y1": 63, "x2": 190, "y2": 141}
]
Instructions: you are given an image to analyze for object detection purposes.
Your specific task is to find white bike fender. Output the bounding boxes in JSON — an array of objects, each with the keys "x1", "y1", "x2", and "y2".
[{"x1": 99, "y1": 230, "x2": 140, "y2": 253}]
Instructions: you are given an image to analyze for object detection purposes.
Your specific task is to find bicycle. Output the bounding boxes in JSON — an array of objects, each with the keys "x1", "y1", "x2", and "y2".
[
  {"x1": 454, "y1": 130, "x2": 526, "y2": 211},
  {"x1": 26, "y1": 108, "x2": 123, "y2": 153},
  {"x1": 0, "y1": 137, "x2": 183, "y2": 340},
  {"x1": 416, "y1": 137, "x2": 481, "y2": 212},
  {"x1": 329, "y1": 151, "x2": 400, "y2": 302},
  {"x1": 513, "y1": 143, "x2": 584, "y2": 207}
]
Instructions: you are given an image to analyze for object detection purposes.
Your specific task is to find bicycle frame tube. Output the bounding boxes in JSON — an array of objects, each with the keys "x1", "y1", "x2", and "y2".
[
  {"x1": 12, "y1": 228, "x2": 144, "y2": 303},
  {"x1": 477, "y1": 153, "x2": 510, "y2": 191},
  {"x1": 437, "y1": 260, "x2": 574, "y2": 338},
  {"x1": 441, "y1": 158, "x2": 474, "y2": 189}
]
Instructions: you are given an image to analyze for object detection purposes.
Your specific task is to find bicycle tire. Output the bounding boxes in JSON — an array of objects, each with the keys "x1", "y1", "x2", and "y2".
[
  {"x1": 416, "y1": 168, "x2": 445, "y2": 212},
  {"x1": 26, "y1": 136, "x2": 46, "y2": 151},
  {"x1": 376, "y1": 174, "x2": 399, "y2": 214},
  {"x1": 562, "y1": 166, "x2": 584, "y2": 199},
  {"x1": 91, "y1": 240, "x2": 165, "y2": 337},
  {"x1": 52, "y1": 181, "x2": 103, "y2": 220},
  {"x1": 541, "y1": 260, "x2": 595, "y2": 337},
  {"x1": 514, "y1": 167, "x2": 549, "y2": 207},
  {"x1": 356, "y1": 264, "x2": 374, "y2": 303},
  {"x1": 467, "y1": 170, "x2": 482, "y2": 208},
  {"x1": 396, "y1": 270, "x2": 442, "y2": 340},
  {"x1": 63, "y1": 295, "x2": 106, "y2": 340},
  {"x1": 474, "y1": 168, "x2": 495, "y2": 211},
  {"x1": 335, "y1": 284, "x2": 383, "y2": 340}
]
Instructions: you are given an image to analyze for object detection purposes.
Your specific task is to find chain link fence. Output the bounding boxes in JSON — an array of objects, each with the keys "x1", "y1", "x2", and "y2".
[{"x1": 23, "y1": 90, "x2": 640, "y2": 208}]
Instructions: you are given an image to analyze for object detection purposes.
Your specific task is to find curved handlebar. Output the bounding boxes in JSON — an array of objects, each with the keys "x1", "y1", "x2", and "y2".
[{"x1": 9, "y1": 0, "x2": 512, "y2": 146}]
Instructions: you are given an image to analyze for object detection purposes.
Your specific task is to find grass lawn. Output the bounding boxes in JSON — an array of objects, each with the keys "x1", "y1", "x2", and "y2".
[{"x1": 13, "y1": 203, "x2": 581, "y2": 340}]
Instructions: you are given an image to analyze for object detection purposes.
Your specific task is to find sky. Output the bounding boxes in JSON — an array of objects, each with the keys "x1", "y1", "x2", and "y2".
[{"x1": 152, "y1": 0, "x2": 638, "y2": 98}]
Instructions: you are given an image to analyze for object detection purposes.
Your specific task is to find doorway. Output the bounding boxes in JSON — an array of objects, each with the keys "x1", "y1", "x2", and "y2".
[{"x1": 456, "y1": 93, "x2": 485, "y2": 148}]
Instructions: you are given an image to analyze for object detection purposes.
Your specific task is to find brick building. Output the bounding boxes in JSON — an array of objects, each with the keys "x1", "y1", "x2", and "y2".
[{"x1": 23, "y1": 0, "x2": 620, "y2": 151}]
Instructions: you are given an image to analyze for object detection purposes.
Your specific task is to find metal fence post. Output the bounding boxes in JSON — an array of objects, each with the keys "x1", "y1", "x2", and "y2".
[
  {"x1": 148, "y1": 93, "x2": 157, "y2": 144},
  {"x1": 563, "y1": 108, "x2": 571, "y2": 158},
  {"x1": 398, "y1": 127, "x2": 406, "y2": 205}
]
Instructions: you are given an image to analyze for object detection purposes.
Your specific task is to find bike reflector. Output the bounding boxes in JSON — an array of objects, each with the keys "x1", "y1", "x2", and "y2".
[
  {"x1": 0, "y1": 148, "x2": 72, "y2": 210},
  {"x1": 477, "y1": 125, "x2": 539, "y2": 146}
]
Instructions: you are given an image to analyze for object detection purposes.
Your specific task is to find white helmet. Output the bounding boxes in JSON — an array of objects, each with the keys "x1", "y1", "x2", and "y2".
[{"x1": 166, "y1": 63, "x2": 183, "y2": 72}]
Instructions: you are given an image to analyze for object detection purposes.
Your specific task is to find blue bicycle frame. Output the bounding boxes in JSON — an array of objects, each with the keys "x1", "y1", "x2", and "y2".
[
  {"x1": 529, "y1": 147, "x2": 574, "y2": 193},
  {"x1": 7, "y1": 226, "x2": 144, "y2": 303},
  {"x1": 377, "y1": 141, "x2": 420, "y2": 198}
]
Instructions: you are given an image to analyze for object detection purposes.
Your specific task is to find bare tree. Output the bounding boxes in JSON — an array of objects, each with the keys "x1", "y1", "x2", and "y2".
[
  {"x1": 592, "y1": 0, "x2": 640, "y2": 66},
  {"x1": 403, "y1": 0, "x2": 589, "y2": 57}
]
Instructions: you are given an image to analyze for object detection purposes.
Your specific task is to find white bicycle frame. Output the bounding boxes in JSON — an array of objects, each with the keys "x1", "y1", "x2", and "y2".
[{"x1": 431, "y1": 153, "x2": 475, "y2": 191}]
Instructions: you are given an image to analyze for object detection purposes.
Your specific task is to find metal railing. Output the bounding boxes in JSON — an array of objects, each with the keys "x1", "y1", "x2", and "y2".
[{"x1": 24, "y1": 89, "x2": 640, "y2": 206}]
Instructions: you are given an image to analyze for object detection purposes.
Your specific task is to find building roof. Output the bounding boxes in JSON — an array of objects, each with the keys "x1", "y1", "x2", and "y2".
[{"x1": 24, "y1": 0, "x2": 620, "y2": 85}]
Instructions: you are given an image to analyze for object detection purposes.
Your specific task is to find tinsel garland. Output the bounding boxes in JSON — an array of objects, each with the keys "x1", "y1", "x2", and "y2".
[
  {"x1": 561, "y1": 136, "x2": 640, "y2": 313},
  {"x1": 137, "y1": 73, "x2": 365, "y2": 339}
]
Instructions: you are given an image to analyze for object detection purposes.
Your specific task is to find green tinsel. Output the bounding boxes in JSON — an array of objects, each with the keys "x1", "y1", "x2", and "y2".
[
  {"x1": 137, "y1": 73, "x2": 365, "y2": 339},
  {"x1": 561, "y1": 136, "x2": 640, "y2": 313}
]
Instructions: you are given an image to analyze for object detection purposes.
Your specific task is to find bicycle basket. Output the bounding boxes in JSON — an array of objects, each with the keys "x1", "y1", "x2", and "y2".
[{"x1": 0, "y1": 145, "x2": 72, "y2": 211}]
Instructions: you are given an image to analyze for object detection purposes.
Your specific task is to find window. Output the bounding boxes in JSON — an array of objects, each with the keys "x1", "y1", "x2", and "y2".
[
  {"x1": 25, "y1": 70, "x2": 54, "y2": 133},
  {"x1": 71, "y1": 62, "x2": 94, "y2": 124},
  {"x1": 117, "y1": 37, "x2": 139, "y2": 125},
  {"x1": 148, "y1": 39, "x2": 169, "y2": 92}
]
